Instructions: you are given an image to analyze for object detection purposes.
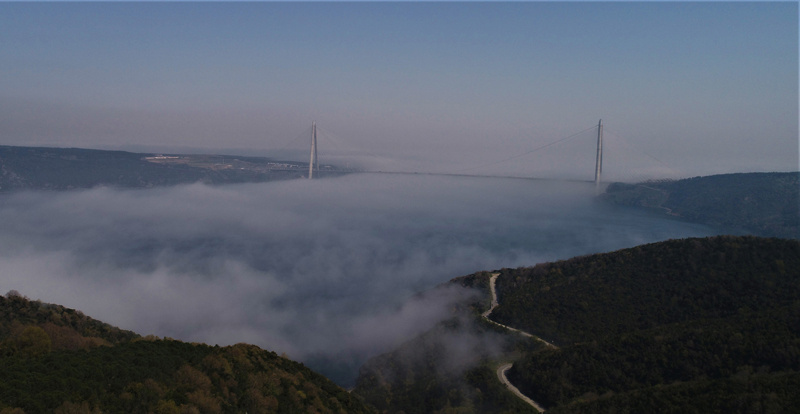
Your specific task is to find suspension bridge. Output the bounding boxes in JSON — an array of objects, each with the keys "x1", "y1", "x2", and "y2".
[{"x1": 282, "y1": 120, "x2": 669, "y2": 185}]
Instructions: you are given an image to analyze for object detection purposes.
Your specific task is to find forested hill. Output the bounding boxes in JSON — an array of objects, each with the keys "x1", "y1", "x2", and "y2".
[
  {"x1": 353, "y1": 236, "x2": 800, "y2": 413},
  {"x1": 601, "y1": 172, "x2": 799, "y2": 238},
  {"x1": 0, "y1": 292, "x2": 374, "y2": 414},
  {"x1": 0, "y1": 145, "x2": 318, "y2": 192},
  {"x1": 494, "y1": 236, "x2": 800, "y2": 412},
  {"x1": 1, "y1": 291, "x2": 140, "y2": 352},
  {"x1": 492, "y1": 236, "x2": 800, "y2": 345}
]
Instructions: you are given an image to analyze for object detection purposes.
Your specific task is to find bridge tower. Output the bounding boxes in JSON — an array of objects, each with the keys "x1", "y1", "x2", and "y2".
[
  {"x1": 594, "y1": 119, "x2": 603, "y2": 188},
  {"x1": 308, "y1": 121, "x2": 318, "y2": 179}
]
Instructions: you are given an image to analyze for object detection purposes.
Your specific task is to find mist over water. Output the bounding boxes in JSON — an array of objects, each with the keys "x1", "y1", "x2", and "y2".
[{"x1": 0, "y1": 174, "x2": 719, "y2": 384}]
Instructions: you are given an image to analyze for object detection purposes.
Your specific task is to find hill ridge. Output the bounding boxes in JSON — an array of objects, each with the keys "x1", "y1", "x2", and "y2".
[{"x1": 0, "y1": 291, "x2": 374, "y2": 413}]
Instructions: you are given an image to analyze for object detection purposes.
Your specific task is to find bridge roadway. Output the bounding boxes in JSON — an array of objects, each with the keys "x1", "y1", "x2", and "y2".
[{"x1": 357, "y1": 170, "x2": 598, "y2": 185}]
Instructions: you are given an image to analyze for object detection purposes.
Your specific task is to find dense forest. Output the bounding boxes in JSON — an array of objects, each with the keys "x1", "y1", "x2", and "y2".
[
  {"x1": 496, "y1": 236, "x2": 800, "y2": 412},
  {"x1": 0, "y1": 293, "x2": 373, "y2": 414},
  {"x1": 492, "y1": 236, "x2": 800, "y2": 344},
  {"x1": 354, "y1": 236, "x2": 800, "y2": 413},
  {"x1": 601, "y1": 172, "x2": 799, "y2": 238}
]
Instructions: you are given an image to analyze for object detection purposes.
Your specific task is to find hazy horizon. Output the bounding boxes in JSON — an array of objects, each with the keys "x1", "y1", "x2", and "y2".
[{"x1": 1, "y1": 2, "x2": 797, "y2": 181}]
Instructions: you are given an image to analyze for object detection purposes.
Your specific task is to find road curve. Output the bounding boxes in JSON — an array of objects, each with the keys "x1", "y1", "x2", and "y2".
[
  {"x1": 484, "y1": 272, "x2": 555, "y2": 412},
  {"x1": 484, "y1": 274, "x2": 558, "y2": 349},
  {"x1": 497, "y1": 363, "x2": 546, "y2": 413}
]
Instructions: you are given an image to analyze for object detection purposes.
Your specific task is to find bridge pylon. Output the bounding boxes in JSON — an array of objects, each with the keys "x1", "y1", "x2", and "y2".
[
  {"x1": 594, "y1": 119, "x2": 603, "y2": 188},
  {"x1": 308, "y1": 121, "x2": 318, "y2": 179}
]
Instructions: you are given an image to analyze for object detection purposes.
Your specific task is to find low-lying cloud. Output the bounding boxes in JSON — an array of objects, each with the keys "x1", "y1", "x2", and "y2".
[{"x1": 0, "y1": 174, "x2": 718, "y2": 384}]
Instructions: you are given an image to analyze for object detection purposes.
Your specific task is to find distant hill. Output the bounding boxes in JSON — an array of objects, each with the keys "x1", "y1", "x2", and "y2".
[
  {"x1": 353, "y1": 236, "x2": 800, "y2": 413},
  {"x1": 0, "y1": 292, "x2": 374, "y2": 414},
  {"x1": 601, "y1": 172, "x2": 799, "y2": 238},
  {"x1": 0, "y1": 145, "x2": 343, "y2": 192}
]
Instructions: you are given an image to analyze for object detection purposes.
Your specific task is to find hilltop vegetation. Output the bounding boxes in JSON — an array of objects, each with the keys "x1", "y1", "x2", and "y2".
[
  {"x1": 602, "y1": 172, "x2": 799, "y2": 238},
  {"x1": 492, "y1": 236, "x2": 800, "y2": 344},
  {"x1": 353, "y1": 236, "x2": 800, "y2": 413},
  {"x1": 1, "y1": 291, "x2": 139, "y2": 356},
  {"x1": 0, "y1": 293, "x2": 373, "y2": 414},
  {"x1": 495, "y1": 236, "x2": 800, "y2": 412}
]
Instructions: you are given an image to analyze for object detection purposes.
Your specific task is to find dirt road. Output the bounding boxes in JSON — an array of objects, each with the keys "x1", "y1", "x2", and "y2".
[
  {"x1": 484, "y1": 272, "x2": 555, "y2": 412},
  {"x1": 496, "y1": 363, "x2": 546, "y2": 413},
  {"x1": 484, "y1": 273, "x2": 557, "y2": 349}
]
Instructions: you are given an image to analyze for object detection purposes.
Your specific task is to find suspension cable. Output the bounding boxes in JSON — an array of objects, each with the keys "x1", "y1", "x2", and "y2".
[{"x1": 446, "y1": 124, "x2": 598, "y2": 174}]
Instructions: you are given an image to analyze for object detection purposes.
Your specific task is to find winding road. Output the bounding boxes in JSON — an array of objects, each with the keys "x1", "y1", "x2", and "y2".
[
  {"x1": 497, "y1": 363, "x2": 547, "y2": 413},
  {"x1": 483, "y1": 273, "x2": 558, "y2": 349},
  {"x1": 483, "y1": 273, "x2": 556, "y2": 412}
]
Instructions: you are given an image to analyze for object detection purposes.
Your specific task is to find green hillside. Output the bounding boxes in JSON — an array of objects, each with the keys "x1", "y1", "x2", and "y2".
[
  {"x1": 1, "y1": 291, "x2": 140, "y2": 354},
  {"x1": 601, "y1": 172, "x2": 799, "y2": 238},
  {"x1": 353, "y1": 236, "x2": 800, "y2": 413},
  {"x1": 0, "y1": 293, "x2": 373, "y2": 414},
  {"x1": 494, "y1": 236, "x2": 800, "y2": 412}
]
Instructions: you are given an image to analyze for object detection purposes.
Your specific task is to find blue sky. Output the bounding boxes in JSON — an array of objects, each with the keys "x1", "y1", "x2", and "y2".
[{"x1": 1, "y1": 2, "x2": 797, "y2": 179}]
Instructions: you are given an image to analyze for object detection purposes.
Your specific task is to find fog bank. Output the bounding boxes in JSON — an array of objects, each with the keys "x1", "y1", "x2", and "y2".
[{"x1": 0, "y1": 174, "x2": 718, "y2": 384}]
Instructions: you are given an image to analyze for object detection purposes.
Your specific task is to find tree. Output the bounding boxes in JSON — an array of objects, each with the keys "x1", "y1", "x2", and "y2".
[{"x1": 15, "y1": 326, "x2": 52, "y2": 358}]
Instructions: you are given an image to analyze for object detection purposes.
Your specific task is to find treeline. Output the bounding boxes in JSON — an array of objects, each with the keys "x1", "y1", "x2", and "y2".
[
  {"x1": 602, "y1": 172, "x2": 799, "y2": 238},
  {"x1": 495, "y1": 236, "x2": 800, "y2": 412},
  {"x1": 0, "y1": 293, "x2": 373, "y2": 414}
]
